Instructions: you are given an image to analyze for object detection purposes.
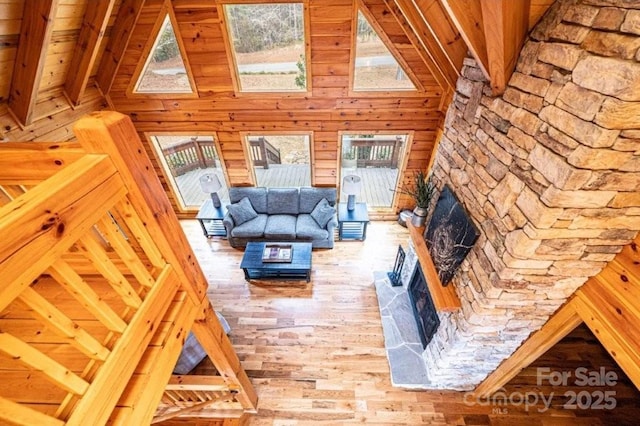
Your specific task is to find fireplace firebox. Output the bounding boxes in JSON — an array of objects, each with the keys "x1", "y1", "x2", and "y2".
[{"x1": 408, "y1": 265, "x2": 440, "y2": 348}]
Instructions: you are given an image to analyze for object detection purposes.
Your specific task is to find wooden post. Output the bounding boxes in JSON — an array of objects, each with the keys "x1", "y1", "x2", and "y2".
[
  {"x1": 73, "y1": 111, "x2": 208, "y2": 305},
  {"x1": 192, "y1": 302, "x2": 259, "y2": 413}
]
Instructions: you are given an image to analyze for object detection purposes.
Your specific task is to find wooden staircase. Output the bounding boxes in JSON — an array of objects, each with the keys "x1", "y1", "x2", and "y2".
[{"x1": 0, "y1": 112, "x2": 257, "y2": 425}]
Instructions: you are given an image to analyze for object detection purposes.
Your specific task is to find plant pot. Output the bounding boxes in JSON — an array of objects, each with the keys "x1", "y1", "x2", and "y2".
[
  {"x1": 411, "y1": 206, "x2": 428, "y2": 227},
  {"x1": 342, "y1": 158, "x2": 357, "y2": 169}
]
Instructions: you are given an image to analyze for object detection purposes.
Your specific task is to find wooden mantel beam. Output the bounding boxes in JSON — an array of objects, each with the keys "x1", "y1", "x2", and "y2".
[
  {"x1": 65, "y1": 0, "x2": 116, "y2": 105},
  {"x1": 8, "y1": 0, "x2": 58, "y2": 126},
  {"x1": 480, "y1": 0, "x2": 530, "y2": 95},
  {"x1": 96, "y1": 0, "x2": 145, "y2": 95}
]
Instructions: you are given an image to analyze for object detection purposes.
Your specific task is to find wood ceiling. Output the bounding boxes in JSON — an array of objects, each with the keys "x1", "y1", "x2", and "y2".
[{"x1": 0, "y1": 0, "x2": 554, "y2": 212}]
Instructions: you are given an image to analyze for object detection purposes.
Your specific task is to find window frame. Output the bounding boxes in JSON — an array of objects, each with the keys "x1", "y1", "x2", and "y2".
[
  {"x1": 349, "y1": 2, "x2": 424, "y2": 96},
  {"x1": 128, "y1": 2, "x2": 198, "y2": 98},
  {"x1": 241, "y1": 131, "x2": 315, "y2": 188},
  {"x1": 145, "y1": 131, "x2": 228, "y2": 213},
  {"x1": 219, "y1": 0, "x2": 312, "y2": 96}
]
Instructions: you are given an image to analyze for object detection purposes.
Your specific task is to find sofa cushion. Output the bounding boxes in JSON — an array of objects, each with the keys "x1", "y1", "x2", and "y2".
[
  {"x1": 264, "y1": 214, "x2": 297, "y2": 239},
  {"x1": 299, "y1": 187, "x2": 337, "y2": 213},
  {"x1": 231, "y1": 214, "x2": 268, "y2": 238},
  {"x1": 310, "y1": 198, "x2": 335, "y2": 228},
  {"x1": 296, "y1": 214, "x2": 329, "y2": 240},
  {"x1": 227, "y1": 197, "x2": 258, "y2": 226},
  {"x1": 267, "y1": 188, "x2": 299, "y2": 215},
  {"x1": 229, "y1": 187, "x2": 267, "y2": 213}
]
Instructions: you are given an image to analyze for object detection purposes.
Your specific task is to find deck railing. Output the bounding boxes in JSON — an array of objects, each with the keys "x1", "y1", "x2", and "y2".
[
  {"x1": 249, "y1": 136, "x2": 281, "y2": 169},
  {"x1": 161, "y1": 139, "x2": 218, "y2": 177},
  {"x1": 346, "y1": 137, "x2": 403, "y2": 168},
  {"x1": 0, "y1": 112, "x2": 256, "y2": 425}
]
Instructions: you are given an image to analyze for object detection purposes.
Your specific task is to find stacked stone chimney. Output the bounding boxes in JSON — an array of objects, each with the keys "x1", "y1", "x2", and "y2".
[{"x1": 420, "y1": 0, "x2": 640, "y2": 389}]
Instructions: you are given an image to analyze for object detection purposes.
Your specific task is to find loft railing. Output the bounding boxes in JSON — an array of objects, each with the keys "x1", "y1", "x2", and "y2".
[
  {"x1": 161, "y1": 139, "x2": 218, "y2": 177},
  {"x1": 345, "y1": 137, "x2": 403, "y2": 168},
  {"x1": 249, "y1": 136, "x2": 281, "y2": 169},
  {"x1": 0, "y1": 112, "x2": 257, "y2": 425}
]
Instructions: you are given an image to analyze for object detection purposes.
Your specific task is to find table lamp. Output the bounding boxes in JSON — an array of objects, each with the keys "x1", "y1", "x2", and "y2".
[
  {"x1": 342, "y1": 175, "x2": 362, "y2": 211},
  {"x1": 199, "y1": 173, "x2": 222, "y2": 208}
]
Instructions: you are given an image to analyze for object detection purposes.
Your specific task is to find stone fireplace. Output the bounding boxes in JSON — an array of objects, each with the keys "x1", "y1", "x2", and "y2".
[{"x1": 376, "y1": 0, "x2": 640, "y2": 390}]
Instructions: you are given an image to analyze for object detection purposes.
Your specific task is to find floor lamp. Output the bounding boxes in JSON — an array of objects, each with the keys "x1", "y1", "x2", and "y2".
[
  {"x1": 342, "y1": 175, "x2": 362, "y2": 211},
  {"x1": 199, "y1": 173, "x2": 222, "y2": 208}
]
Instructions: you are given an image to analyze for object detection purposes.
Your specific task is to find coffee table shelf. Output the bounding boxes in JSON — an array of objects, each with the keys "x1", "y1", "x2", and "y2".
[{"x1": 240, "y1": 242, "x2": 312, "y2": 282}]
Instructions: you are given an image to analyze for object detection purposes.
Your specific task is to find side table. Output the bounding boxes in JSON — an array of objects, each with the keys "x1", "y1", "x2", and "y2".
[
  {"x1": 196, "y1": 199, "x2": 226, "y2": 238},
  {"x1": 338, "y1": 202, "x2": 369, "y2": 241}
]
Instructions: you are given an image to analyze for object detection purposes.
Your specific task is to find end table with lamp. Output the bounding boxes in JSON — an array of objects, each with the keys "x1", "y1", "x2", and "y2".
[
  {"x1": 197, "y1": 173, "x2": 227, "y2": 238},
  {"x1": 339, "y1": 175, "x2": 369, "y2": 240}
]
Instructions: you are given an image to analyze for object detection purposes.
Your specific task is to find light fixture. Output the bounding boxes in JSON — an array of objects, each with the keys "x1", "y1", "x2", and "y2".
[
  {"x1": 199, "y1": 173, "x2": 222, "y2": 208},
  {"x1": 342, "y1": 175, "x2": 362, "y2": 211}
]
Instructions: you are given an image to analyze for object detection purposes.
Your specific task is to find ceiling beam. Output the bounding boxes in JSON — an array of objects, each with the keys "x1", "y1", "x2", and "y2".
[
  {"x1": 398, "y1": 0, "x2": 468, "y2": 90},
  {"x1": 384, "y1": 0, "x2": 457, "y2": 90},
  {"x1": 440, "y1": 0, "x2": 489, "y2": 80},
  {"x1": 480, "y1": 0, "x2": 530, "y2": 95},
  {"x1": 65, "y1": 0, "x2": 116, "y2": 106},
  {"x1": 8, "y1": 0, "x2": 58, "y2": 126},
  {"x1": 96, "y1": 0, "x2": 146, "y2": 96}
]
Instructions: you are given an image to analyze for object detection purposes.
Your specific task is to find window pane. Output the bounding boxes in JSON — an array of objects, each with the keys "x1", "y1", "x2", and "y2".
[
  {"x1": 151, "y1": 135, "x2": 226, "y2": 208},
  {"x1": 341, "y1": 134, "x2": 407, "y2": 208},
  {"x1": 135, "y1": 16, "x2": 193, "y2": 93},
  {"x1": 353, "y1": 12, "x2": 416, "y2": 91},
  {"x1": 248, "y1": 135, "x2": 311, "y2": 187},
  {"x1": 225, "y1": 3, "x2": 307, "y2": 92}
]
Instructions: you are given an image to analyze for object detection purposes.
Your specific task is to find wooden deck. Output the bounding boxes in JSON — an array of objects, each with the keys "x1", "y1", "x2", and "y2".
[
  {"x1": 175, "y1": 165, "x2": 400, "y2": 208},
  {"x1": 177, "y1": 220, "x2": 640, "y2": 424}
]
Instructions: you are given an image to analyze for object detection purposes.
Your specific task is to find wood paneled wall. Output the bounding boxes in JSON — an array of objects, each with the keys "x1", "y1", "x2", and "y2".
[{"x1": 107, "y1": 0, "x2": 445, "y2": 215}]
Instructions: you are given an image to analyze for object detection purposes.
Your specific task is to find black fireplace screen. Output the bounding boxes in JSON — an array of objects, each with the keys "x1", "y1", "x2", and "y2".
[
  {"x1": 408, "y1": 265, "x2": 440, "y2": 349},
  {"x1": 425, "y1": 185, "x2": 480, "y2": 286}
]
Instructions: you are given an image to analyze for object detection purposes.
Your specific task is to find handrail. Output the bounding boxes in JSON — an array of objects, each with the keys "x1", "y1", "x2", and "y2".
[
  {"x1": 345, "y1": 137, "x2": 403, "y2": 168},
  {"x1": 249, "y1": 136, "x2": 281, "y2": 169},
  {"x1": 161, "y1": 139, "x2": 217, "y2": 177},
  {"x1": 0, "y1": 112, "x2": 257, "y2": 425}
]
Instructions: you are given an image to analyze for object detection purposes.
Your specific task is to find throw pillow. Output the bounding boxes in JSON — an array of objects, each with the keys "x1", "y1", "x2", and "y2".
[
  {"x1": 310, "y1": 198, "x2": 335, "y2": 228},
  {"x1": 227, "y1": 197, "x2": 258, "y2": 225}
]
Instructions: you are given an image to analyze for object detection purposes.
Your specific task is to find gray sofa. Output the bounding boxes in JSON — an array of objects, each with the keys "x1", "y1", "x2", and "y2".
[{"x1": 223, "y1": 187, "x2": 337, "y2": 249}]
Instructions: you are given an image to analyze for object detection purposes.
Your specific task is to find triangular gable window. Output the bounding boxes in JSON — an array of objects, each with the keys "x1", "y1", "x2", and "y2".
[
  {"x1": 353, "y1": 11, "x2": 416, "y2": 91},
  {"x1": 134, "y1": 14, "x2": 193, "y2": 93}
]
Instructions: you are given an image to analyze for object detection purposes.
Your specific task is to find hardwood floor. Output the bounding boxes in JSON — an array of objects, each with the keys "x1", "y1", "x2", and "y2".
[{"x1": 180, "y1": 220, "x2": 640, "y2": 425}]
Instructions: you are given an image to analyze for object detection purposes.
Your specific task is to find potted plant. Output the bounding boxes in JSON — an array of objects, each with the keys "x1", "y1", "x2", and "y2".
[{"x1": 400, "y1": 170, "x2": 435, "y2": 227}]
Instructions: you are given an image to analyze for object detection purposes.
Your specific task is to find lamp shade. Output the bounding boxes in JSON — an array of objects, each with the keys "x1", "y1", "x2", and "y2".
[
  {"x1": 199, "y1": 173, "x2": 222, "y2": 194},
  {"x1": 342, "y1": 175, "x2": 362, "y2": 195}
]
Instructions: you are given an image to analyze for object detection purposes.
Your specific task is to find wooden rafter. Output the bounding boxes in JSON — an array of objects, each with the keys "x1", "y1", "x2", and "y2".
[
  {"x1": 358, "y1": 0, "x2": 426, "y2": 92},
  {"x1": 96, "y1": 0, "x2": 146, "y2": 95},
  {"x1": 440, "y1": 0, "x2": 489, "y2": 79},
  {"x1": 394, "y1": 0, "x2": 465, "y2": 91},
  {"x1": 480, "y1": 0, "x2": 530, "y2": 95},
  {"x1": 65, "y1": 0, "x2": 117, "y2": 105},
  {"x1": 440, "y1": 0, "x2": 530, "y2": 94},
  {"x1": 383, "y1": 0, "x2": 451, "y2": 91},
  {"x1": 8, "y1": 0, "x2": 57, "y2": 126}
]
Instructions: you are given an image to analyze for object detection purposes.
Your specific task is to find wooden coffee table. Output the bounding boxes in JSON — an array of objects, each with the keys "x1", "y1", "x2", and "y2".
[{"x1": 240, "y1": 242, "x2": 312, "y2": 282}]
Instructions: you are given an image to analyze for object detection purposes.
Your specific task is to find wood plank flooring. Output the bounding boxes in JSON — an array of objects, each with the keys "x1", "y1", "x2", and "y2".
[{"x1": 179, "y1": 220, "x2": 640, "y2": 425}]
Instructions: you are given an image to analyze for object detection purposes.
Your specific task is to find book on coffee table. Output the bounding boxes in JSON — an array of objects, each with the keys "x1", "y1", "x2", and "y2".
[{"x1": 262, "y1": 244, "x2": 293, "y2": 263}]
